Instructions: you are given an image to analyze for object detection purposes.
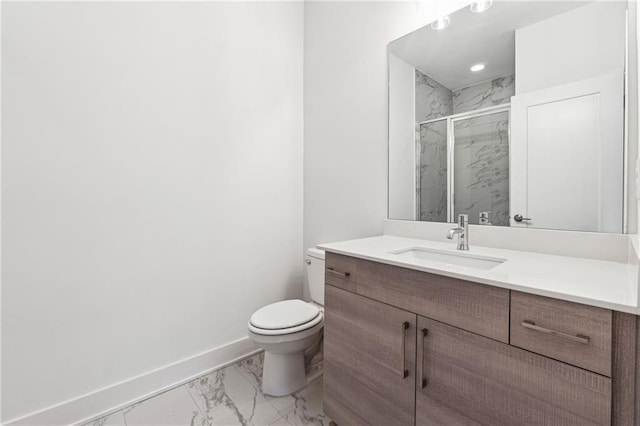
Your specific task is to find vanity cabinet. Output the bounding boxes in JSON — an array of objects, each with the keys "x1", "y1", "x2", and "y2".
[
  {"x1": 510, "y1": 291, "x2": 613, "y2": 376},
  {"x1": 323, "y1": 252, "x2": 636, "y2": 426},
  {"x1": 325, "y1": 253, "x2": 357, "y2": 292},
  {"x1": 416, "y1": 317, "x2": 611, "y2": 425},
  {"x1": 355, "y1": 257, "x2": 509, "y2": 342},
  {"x1": 324, "y1": 252, "x2": 510, "y2": 342},
  {"x1": 324, "y1": 285, "x2": 416, "y2": 425}
]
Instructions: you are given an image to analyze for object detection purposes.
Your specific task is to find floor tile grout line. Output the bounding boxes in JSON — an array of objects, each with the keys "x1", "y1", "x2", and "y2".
[
  {"x1": 232, "y1": 363, "x2": 262, "y2": 394},
  {"x1": 184, "y1": 383, "x2": 211, "y2": 426},
  {"x1": 110, "y1": 361, "x2": 232, "y2": 426},
  {"x1": 83, "y1": 351, "x2": 264, "y2": 426},
  {"x1": 87, "y1": 351, "x2": 329, "y2": 426},
  {"x1": 120, "y1": 385, "x2": 204, "y2": 426},
  {"x1": 233, "y1": 354, "x2": 326, "y2": 421},
  {"x1": 231, "y1": 355, "x2": 303, "y2": 421},
  {"x1": 231, "y1": 355, "x2": 292, "y2": 417},
  {"x1": 189, "y1": 359, "x2": 282, "y2": 426},
  {"x1": 269, "y1": 403, "x2": 293, "y2": 419},
  {"x1": 233, "y1": 355, "x2": 264, "y2": 393},
  {"x1": 260, "y1": 385, "x2": 295, "y2": 417},
  {"x1": 230, "y1": 362, "x2": 286, "y2": 425},
  {"x1": 276, "y1": 406, "x2": 298, "y2": 423},
  {"x1": 269, "y1": 414, "x2": 294, "y2": 426}
]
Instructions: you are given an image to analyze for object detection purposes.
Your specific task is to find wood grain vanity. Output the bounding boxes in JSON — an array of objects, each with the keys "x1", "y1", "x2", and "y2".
[{"x1": 322, "y1": 252, "x2": 638, "y2": 426}]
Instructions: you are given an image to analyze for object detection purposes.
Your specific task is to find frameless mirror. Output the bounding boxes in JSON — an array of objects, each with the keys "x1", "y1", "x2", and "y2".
[{"x1": 388, "y1": 0, "x2": 634, "y2": 233}]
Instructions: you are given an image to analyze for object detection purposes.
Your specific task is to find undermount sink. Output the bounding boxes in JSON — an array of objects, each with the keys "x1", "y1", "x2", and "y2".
[{"x1": 390, "y1": 247, "x2": 506, "y2": 270}]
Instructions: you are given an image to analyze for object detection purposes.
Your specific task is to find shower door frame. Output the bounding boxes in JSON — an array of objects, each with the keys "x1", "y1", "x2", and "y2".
[{"x1": 418, "y1": 103, "x2": 511, "y2": 223}]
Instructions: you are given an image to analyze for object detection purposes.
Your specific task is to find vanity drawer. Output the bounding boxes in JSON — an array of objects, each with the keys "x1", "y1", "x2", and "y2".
[
  {"x1": 510, "y1": 291, "x2": 612, "y2": 377},
  {"x1": 325, "y1": 252, "x2": 357, "y2": 293},
  {"x1": 356, "y1": 258, "x2": 510, "y2": 342}
]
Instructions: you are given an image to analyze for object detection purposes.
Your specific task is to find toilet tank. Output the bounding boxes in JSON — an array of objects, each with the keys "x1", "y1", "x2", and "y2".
[{"x1": 306, "y1": 248, "x2": 325, "y2": 305}]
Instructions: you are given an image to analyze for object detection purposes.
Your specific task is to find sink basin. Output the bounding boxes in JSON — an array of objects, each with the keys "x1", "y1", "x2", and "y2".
[{"x1": 390, "y1": 247, "x2": 506, "y2": 270}]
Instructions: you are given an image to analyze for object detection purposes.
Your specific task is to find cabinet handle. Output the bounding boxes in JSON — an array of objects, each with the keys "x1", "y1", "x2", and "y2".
[
  {"x1": 419, "y1": 328, "x2": 428, "y2": 389},
  {"x1": 521, "y1": 320, "x2": 590, "y2": 344},
  {"x1": 327, "y1": 267, "x2": 351, "y2": 278},
  {"x1": 401, "y1": 321, "x2": 409, "y2": 378}
]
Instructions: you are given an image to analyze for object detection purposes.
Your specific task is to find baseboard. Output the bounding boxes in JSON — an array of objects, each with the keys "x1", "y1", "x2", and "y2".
[{"x1": 4, "y1": 337, "x2": 260, "y2": 426}]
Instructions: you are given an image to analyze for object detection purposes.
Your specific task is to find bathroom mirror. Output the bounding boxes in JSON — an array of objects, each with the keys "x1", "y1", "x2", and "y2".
[{"x1": 388, "y1": 0, "x2": 634, "y2": 233}]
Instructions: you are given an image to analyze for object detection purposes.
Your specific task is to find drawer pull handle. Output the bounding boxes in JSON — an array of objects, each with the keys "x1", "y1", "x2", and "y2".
[
  {"x1": 401, "y1": 321, "x2": 409, "y2": 378},
  {"x1": 327, "y1": 268, "x2": 351, "y2": 278},
  {"x1": 419, "y1": 328, "x2": 428, "y2": 389},
  {"x1": 521, "y1": 320, "x2": 590, "y2": 344}
]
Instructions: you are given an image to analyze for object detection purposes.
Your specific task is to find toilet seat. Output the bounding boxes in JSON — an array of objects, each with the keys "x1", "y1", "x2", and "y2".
[
  {"x1": 248, "y1": 313, "x2": 323, "y2": 336},
  {"x1": 249, "y1": 300, "x2": 323, "y2": 336}
]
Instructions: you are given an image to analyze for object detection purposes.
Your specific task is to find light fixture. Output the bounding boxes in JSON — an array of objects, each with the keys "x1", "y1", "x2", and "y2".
[
  {"x1": 431, "y1": 15, "x2": 451, "y2": 30},
  {"x1": 470, "y1": 63, "x2": 485, "y2": 72},
  {"x1": 470, "y1": 0, "x2": 493, "y2": 13}
]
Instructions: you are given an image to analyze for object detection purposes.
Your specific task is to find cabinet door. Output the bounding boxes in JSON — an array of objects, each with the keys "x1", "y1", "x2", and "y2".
[
  {"x1": 416, "y1": 316, "x2": 611, "y2": 426},
  {"x1": 324, "y1": 285, "x2": 416, "y2": 426}
]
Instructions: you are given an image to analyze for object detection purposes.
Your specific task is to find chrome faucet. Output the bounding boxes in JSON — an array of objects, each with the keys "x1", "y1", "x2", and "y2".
[{"x1": 447, "y1": 214, "x2": 469, "y2": 250}]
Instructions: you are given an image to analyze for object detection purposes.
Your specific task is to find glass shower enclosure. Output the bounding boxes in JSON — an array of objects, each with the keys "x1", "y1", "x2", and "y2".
[{"x1": 417, "y1": 104, "x2": 510, "y2": 226}]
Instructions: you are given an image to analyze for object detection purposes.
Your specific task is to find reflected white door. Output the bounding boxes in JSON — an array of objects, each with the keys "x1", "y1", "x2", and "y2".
[{"x1": 510, "y1": 72, "x2": 624, "y2": 232}]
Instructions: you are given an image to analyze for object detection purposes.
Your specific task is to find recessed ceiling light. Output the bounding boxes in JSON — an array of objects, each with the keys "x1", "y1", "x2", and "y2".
[
  {"x1": 431, "y1": 15, "x2": 451, "y2": 31},
  {"x1": 470, "y1": 63, "x2": 485, "y2": 72},
  {"x1": 470, "y1": 0, "x2": 493, "y2": 13}
]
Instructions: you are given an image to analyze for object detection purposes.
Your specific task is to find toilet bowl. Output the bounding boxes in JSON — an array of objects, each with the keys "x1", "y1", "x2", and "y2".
[{"x1": 247, "y1": 248, "x2": 325, "y2": 396}]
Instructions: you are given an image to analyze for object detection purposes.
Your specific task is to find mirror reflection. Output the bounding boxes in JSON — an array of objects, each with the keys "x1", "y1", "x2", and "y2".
[{"x1": 388, "y1": 1, "x2": 630, "y2": 233}]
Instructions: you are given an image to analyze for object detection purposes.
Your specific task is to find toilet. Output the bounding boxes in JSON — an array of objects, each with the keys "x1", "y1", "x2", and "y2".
[{"x1": 247, "y1": 248, "x2": 325, "y2": 396}]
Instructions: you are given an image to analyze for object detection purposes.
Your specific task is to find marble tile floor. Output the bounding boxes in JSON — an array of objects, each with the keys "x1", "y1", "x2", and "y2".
[{"x1": 84, "y1": 352, "x2": 330, "y2": 426}]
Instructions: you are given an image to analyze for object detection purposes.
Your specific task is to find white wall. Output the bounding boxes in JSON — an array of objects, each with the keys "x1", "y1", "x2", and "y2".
[
  {"x1": 302, "y1": 0, "x2": 470, "y2": 300},
  {"x1": 1, "y1": 2, "x2": 303, "y2": 423},
  {"x1": 302, "y1": 1, "x2": 417, "y2": 299},
  {"x1": 637, "y1": 0, "x2": 640, "y2": 234},
  {"x1": 388, "y1": 53, "x2": 416, "y2": 221},
  {"x1": 515, "y1": 1, "x2": 627, "y2": 95},
  {"x1": 628, "y1": 0, "x2": 638, "y2": 234}
]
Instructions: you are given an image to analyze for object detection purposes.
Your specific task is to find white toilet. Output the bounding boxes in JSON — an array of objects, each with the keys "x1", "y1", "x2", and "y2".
[{"x1": 247, "y1": 248, "x2": 325, "y2": 396}]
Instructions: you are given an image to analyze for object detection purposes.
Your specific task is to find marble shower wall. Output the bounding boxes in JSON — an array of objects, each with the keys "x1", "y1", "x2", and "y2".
[
  {"x1": 418, "y1": 120, "x2": 448, "y2": 222},
  {"x1": 415, "y1": 70, "x2": 452, "y2": 221},
  {"x1": 452, "y1": 76, "x2": 513, "y2": 226},
  {"x1": 452, "y1": 75, "x2": 515, "y2": 114},
  {"x1": 416, "y1": 73, "x2": 514, "y2": 225},
  {"x1": 453, "y1": 111, "x2": 510, "y2": 226},
  {"x1": 415, "y1": 70, "x2": 453, "y2": 121}
]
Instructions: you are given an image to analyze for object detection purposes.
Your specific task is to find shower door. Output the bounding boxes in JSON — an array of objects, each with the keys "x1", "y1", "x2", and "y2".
[
  {"x1": 417, "y1": 105, "x2": 510, "y2": 225},
  {"x1": 451, "y1": 109, "x2": 510, "y2": 226}
]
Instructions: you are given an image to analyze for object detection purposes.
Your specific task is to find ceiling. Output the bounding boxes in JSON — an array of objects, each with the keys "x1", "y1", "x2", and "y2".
[{"x1": 388, "y1": 1, "x2": 592, "y2": 91}]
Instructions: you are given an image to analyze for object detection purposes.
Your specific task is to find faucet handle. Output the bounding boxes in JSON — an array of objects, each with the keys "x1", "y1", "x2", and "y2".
[{"x1": 458, "y1": 214, "x2": 468, "y2": 226}]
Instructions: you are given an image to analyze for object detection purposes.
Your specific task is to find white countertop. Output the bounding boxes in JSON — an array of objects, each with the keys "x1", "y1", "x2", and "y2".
[{"x1": 318, "y1": 235, "x2": 640, "y2": 314}]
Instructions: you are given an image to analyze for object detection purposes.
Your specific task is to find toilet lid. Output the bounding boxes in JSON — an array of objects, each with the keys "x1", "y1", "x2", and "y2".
[{"x1": 250, "y1": 300, "x2": 320, "y2": 330}]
